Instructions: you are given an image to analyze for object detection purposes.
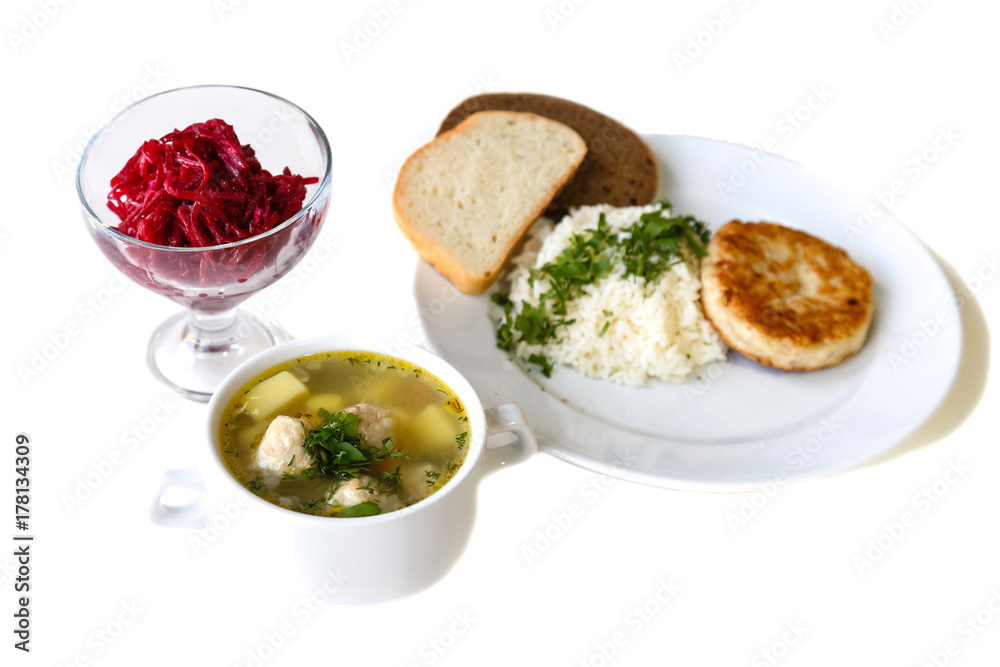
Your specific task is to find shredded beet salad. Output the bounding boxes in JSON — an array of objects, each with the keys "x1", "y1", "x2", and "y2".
[{"x1": 107, "y1": 119, "x2": 318, "y2": 247}]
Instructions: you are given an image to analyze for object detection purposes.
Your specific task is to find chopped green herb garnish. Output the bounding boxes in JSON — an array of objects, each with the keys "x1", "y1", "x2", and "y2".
[
  {"x1": 335, "y1": 501, "x2": 381, "y2": 518},
  {"x1": 424, "y1": 461, "x2": 462, "y2": 489},
  {"x1": 302, "y1": 409, "x2": 406, "y2": 481},
  {"x1": 493, "y1": 200, "x2": 710, "y2": 376},
  {"x1": 527, "y1": 353, "x2": 554, "y2": 378},
  {"x1": 378, "y1": 467, "x2": 403, "y2": 495},
  {"x1": 491, "y1": 292, "x2": 513, "y2": 308},
  {"x1": 456, "y1": 431, "x2": 469, "y2": 448},
  {"x1": 300, "y1": 497, "x2": 328, "y2": 512}
]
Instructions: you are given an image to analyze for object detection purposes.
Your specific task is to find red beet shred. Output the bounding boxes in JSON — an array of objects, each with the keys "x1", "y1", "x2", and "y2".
[{"x1": 108, "y1": 119, "x2": 318, "y2": 247}]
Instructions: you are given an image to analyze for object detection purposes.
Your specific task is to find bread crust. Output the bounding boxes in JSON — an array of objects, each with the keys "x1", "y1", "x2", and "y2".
[
  {"x1": 438, "y1": 93, "x2": 657, "y2": 215},
  {"x1": 700, "y1": 220, "x2": 874, "y2": 371},
  {"x1": 392, "y1": 111, "x2": 586, "y2": 295}
]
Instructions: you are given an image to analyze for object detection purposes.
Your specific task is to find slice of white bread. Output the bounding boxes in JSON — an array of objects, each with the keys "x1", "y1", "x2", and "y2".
[{"x1": 392, "y1": 111, "x2": 587, "y2": 294}]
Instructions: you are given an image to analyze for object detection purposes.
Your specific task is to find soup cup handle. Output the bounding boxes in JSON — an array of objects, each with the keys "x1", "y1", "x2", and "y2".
[
  {"x1": 483, "y1": 403, "x2": 537, "y2": 472},
  {"x1": 150, "y1": 468, "x2": 210, "y2": 528}
]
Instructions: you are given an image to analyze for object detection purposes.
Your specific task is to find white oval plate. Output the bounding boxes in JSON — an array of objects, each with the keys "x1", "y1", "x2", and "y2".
[{"x1": 414, "y1": 135, "x2": 962, "y2": 491}]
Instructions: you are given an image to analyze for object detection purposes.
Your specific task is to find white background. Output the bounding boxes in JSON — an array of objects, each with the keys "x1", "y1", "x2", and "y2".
[{"x1": 2, "y1": 0, "x2": 998, "y2": 665}]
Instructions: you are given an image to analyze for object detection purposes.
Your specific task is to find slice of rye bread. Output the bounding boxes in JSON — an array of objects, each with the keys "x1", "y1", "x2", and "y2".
[
  {"x1": 438, "y1": 93, "x2": 658, "y2": 215},
  {"x1": 393, "y1": 110, "x2": 587, "y2": 295}
]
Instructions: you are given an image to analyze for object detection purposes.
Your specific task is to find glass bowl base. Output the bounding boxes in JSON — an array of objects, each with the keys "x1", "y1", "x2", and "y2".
[{"x1": 147, "y1": 310, "x2": 290, "y2": 402}]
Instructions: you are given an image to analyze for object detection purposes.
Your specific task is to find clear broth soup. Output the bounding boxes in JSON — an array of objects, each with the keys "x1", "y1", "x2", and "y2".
[{"x1": 218, "y1": 351, "x2": 470, "y2": 517}]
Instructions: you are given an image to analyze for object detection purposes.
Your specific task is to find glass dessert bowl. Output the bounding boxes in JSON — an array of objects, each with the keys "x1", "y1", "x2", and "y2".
[{"x1": 76, "y1": 85, "x2": 332, "y2": 401}]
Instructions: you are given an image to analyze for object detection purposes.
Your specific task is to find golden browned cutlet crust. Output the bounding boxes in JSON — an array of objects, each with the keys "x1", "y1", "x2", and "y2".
[{"x1": 700, "y1": 220, "x2": 874, "y2": 371}]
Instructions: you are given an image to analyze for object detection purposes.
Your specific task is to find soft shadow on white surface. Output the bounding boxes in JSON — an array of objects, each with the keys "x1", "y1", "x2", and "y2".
[{"x1": 864, "y1": 249, "x2": 990, "y2": 467}]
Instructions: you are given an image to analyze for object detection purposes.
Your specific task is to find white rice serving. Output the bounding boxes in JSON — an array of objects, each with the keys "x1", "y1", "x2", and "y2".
[{"x1": 499, "y1": 203, "x2": 727, "y2": 386}]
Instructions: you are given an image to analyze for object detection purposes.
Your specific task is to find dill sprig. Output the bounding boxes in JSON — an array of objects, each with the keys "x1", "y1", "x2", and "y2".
[{"x1": 302, "y1": 408, "x2": 406, "y2": 481}]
